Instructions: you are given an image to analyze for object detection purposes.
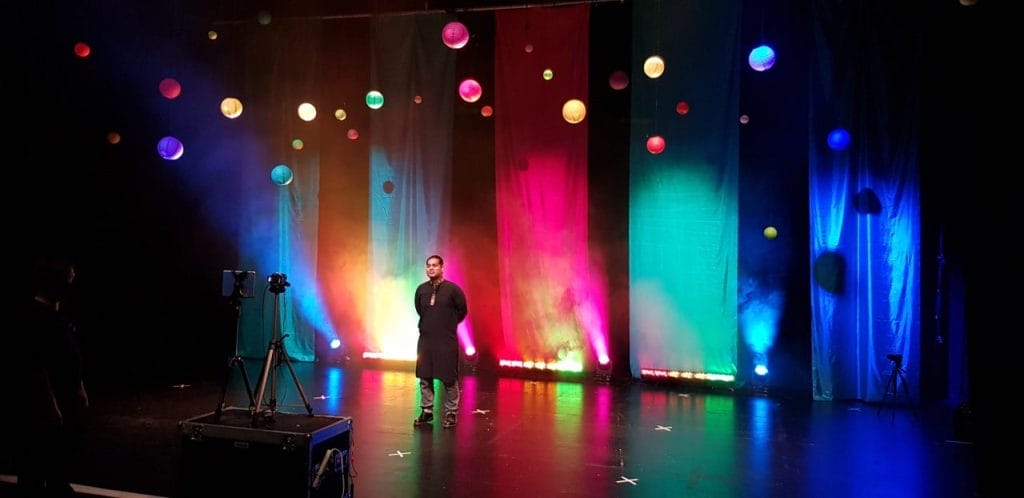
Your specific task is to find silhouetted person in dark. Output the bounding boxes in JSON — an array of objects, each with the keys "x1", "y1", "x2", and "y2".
[
  {"x1": 13, "y1": 256, "x2": 87, "y2": 497},
  {"x1": 413, "y1": 255, "x2": 468, "y2": 428}
]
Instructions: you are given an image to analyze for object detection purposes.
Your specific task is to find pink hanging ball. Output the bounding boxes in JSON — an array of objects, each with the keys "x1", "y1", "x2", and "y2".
[
  {"x1": 159, "y1": 78, "x2": 181, "y2": 99},
  {"x1": 458, "y1": 79, "x2": 482, "y2": 103},
  {"x1": 646, "y1": 136, "x2": 666, "y2": 155},
  {"x1": 442, "y1": 21, "x2": 470, "y2": 49},
  {"x1": 609, "y1": 71, "x2": 629, "y2": 91}
]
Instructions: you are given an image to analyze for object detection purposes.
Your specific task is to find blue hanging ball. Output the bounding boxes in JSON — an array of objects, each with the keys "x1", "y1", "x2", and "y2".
[
  {"x1": 827, "y1": 129, "x2": 851, "y2": 151},
  {"x1": 270, "y1": 164, "x2": 294, "y2": 186},
  {"x1": 748, "y1": 45, "x2": 776, "y2": 72}
]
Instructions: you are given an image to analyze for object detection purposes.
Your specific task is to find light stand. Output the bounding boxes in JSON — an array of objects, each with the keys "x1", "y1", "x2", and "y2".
[{"x1": 251, "y1": 273, "x2": 314, "y2": 425}]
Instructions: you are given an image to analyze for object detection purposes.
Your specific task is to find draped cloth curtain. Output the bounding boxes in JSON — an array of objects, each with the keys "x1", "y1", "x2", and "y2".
[
  {"x1": 365, "y1": 14, "x2": 456, "y2": 358},
  {"x1": 236, "y1": 20, "x2": 323, "y2": 361},
  {"x1": 494, "y1": 5, "x2": 599, "y2": 367},
  {"x1": 809, "y1": 0, "x2": 921, "y2": 401},
  {"x1": 628, "y1": 0, "x2": 741, "y2": 378}
]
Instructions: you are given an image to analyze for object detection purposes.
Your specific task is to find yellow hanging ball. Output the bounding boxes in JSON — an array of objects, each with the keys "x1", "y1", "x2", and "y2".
[
  {"x1": 763, "y1": 226, "x2": 778, "y2": 240},
  {"x1": 562, "y1": 99, "x2": 586, "y2": 124}
]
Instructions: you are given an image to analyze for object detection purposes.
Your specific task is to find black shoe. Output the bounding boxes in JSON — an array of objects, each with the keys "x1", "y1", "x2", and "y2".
[
  {"x1": 442, "y1": 412, "x2": 457, "y2": 428},
  {"x1": 414, "y1": 409, "x2": 434, "y2": 426}
]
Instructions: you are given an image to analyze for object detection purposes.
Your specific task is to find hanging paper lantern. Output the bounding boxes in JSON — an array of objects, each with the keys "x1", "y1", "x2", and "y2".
[
  {"x1": 442, "y1": 21, "x2": 470, "y2": 49},
  {"x1": 748, "y1": 45, "x2": 776, "y2": 72},
  {"x1": 458, "y1": 79, "x2": 482, "y2": 103},
  {"x1": 524, "y1": 44, "x2": 534, "y2": 53},
  {"x1": 291, "y1": 139, "x2": 304, "y2": 150},
  {"x1": 220, "y1": 97, "x2": 243, "y2": 119},
  {"x1": 542, "y1": 69, "x2": 554, "y2": 81},
  {"x1": 481, "y1": 105, "x2": 493, "y2": 117},
  {"x1": 157, "y1": 136, "x2": 184, "y2": 160},
  {"x1": 366, "y1": 91, "x2": 384, "y2": 109},
  {"x1": 74, "y1": 42, "x2": 91, "y2": 58},
  {"x1": 414, "y1": 95, "x2": 423, "y2": 104},
  {"x1": 609, "y1": 71, "x2": 629, "y2": 90},
  {"x1": 335, "y1": 109, "x2": 347, "y2": 120},
  {"x1": 297, "y1": 102, "x2": 317, "y2": 121},
  {"x1": 106, "y1": 132, "x2": 121, "y2": 145},
  {"x1": 159, "y1": 78, "x2": 181, "y2": 99},
  {"x1": 256, "y1": 11, "x2": 272, "y2": 25},
  {"x1": 763, "y1": 226, "x2": 778, "y2": 240},
  {"x1": 562, "y1": 99, "x2": 586, "y2": 124},
  {"x1": 207, "y1": 31, "x2": 218, "y2": 40},
  {"x1": 646, "y1": 135, "x2": 666, "y2": 155},
  {"x1": 643, "y1": 56, "x2": 665, "y2": 78},
  {"x1": 827, "y1": 128, "x2": 851, "y2": 150},
  {"x1": 676, "y1": 101, "x2": 690, "y2": 115},
  {"x1": 270, "y1": 164, "x2": 293, "y2": 186},
  {"x1": 383, "y1": 180, "x2": 395, "y2": 194},
  {"x1": 740, "y1": 114, "x2": 750, "y2": 124},
  {"x1": 347, "y1": 129, "x2": 359, "y2": 140}
]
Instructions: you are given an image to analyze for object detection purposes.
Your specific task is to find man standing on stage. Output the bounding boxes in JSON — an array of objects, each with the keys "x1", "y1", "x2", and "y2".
[{"x1": 413, "y1": 255, "x2": 468, "y2": 428}]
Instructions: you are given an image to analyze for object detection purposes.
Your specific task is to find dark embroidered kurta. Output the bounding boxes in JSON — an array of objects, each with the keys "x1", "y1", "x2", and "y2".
[{"x1": 414, "y1": 280, "x2": 468, "y2": 384}]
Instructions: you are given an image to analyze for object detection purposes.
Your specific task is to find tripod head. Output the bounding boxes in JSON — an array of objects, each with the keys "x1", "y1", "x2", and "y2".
[
  {"x1": 268, "y1": 272, "x2": 290, "y2": 294},
  {"x1": 886, "y1": 353, "x2": 903, "y2": 369}
]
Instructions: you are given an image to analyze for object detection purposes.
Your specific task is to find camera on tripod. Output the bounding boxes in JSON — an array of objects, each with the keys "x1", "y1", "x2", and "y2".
[
  {"x1": 268, "y1": 272, "x2": 290, "y2": 294},
  {"x1": 886, "y1": 353, "x2": 903, "y2": 367}
]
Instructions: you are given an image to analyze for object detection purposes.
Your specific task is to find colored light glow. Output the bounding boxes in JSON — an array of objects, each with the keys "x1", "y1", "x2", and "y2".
[
  {"x1": 640, "y1": 368, "x2": 735, "y2": 382},
  {"x1": 763, "y1": 226, "x2": 778, "y2": 239},
  {"x1": 499, "y1": 358, "x2": 583, "y2": 373},
  {"x1": 335, "y1": 109, "x2": 347, "y2": 121},
  {"x1": 481, "y1": 105, "x2": 493, "y2": 117},
  {"x1": 291, "y1": 139, "x2": 304, "y2": 150},
  {"x1": 676, "y1": 101, "x2": 690, "y2": 115},
  {"x1": 542, "y1": 69, "x2": 554, "y2": 80},
  {"x1": 754, "y1": 364, "x2": 768, "y2": 376},
  {"x1": 362, "y1": 351, "x2": 416, "y2": 361},
  {"x1": 465, "y1": 346, "x2": 476, "y2": 356},
  {"x1": 297, "y1": 102, "x2": 317, "y2": 121},
  {"x1": 347, "y1": 129, "x2": 359, "y2": 140},
  {"x1": 207, "y1": 31, "x2": 218, "y2": 40},
  {"x1": 365, "y1": 272, "x2": 420, "y2": 361},
  {"x1": 330, "y1": 339, "x2": 341, "y2": 349},
  {"x1": 598, "y1": 354, "x2": 610, "y2": 366}
]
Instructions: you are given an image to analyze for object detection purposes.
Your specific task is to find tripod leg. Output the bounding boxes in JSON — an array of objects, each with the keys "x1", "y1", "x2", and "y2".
[
  {"x1": 252, "y1": 342, "x2": 278, "y2": 417},
  {"x1": 897, "y1": 369, "x2": 913, "y2": 404},
  {"x1": 214, "y1": 356, "x2": 236, "y2": 421},
  {"x1": 278, "y1": 343, "x2": 314, "y2": 416},
  {"x1": 877, "y1": 370, "x2": 898, "y2": 416},
  {"x1": 234, "y1": 358, "x2": 256, "y2": 410}
]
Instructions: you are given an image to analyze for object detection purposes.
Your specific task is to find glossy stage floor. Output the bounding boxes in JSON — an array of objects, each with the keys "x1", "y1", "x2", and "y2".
[{"x1": 0, "y1": 361, "x2": 977, "y2": 497}]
